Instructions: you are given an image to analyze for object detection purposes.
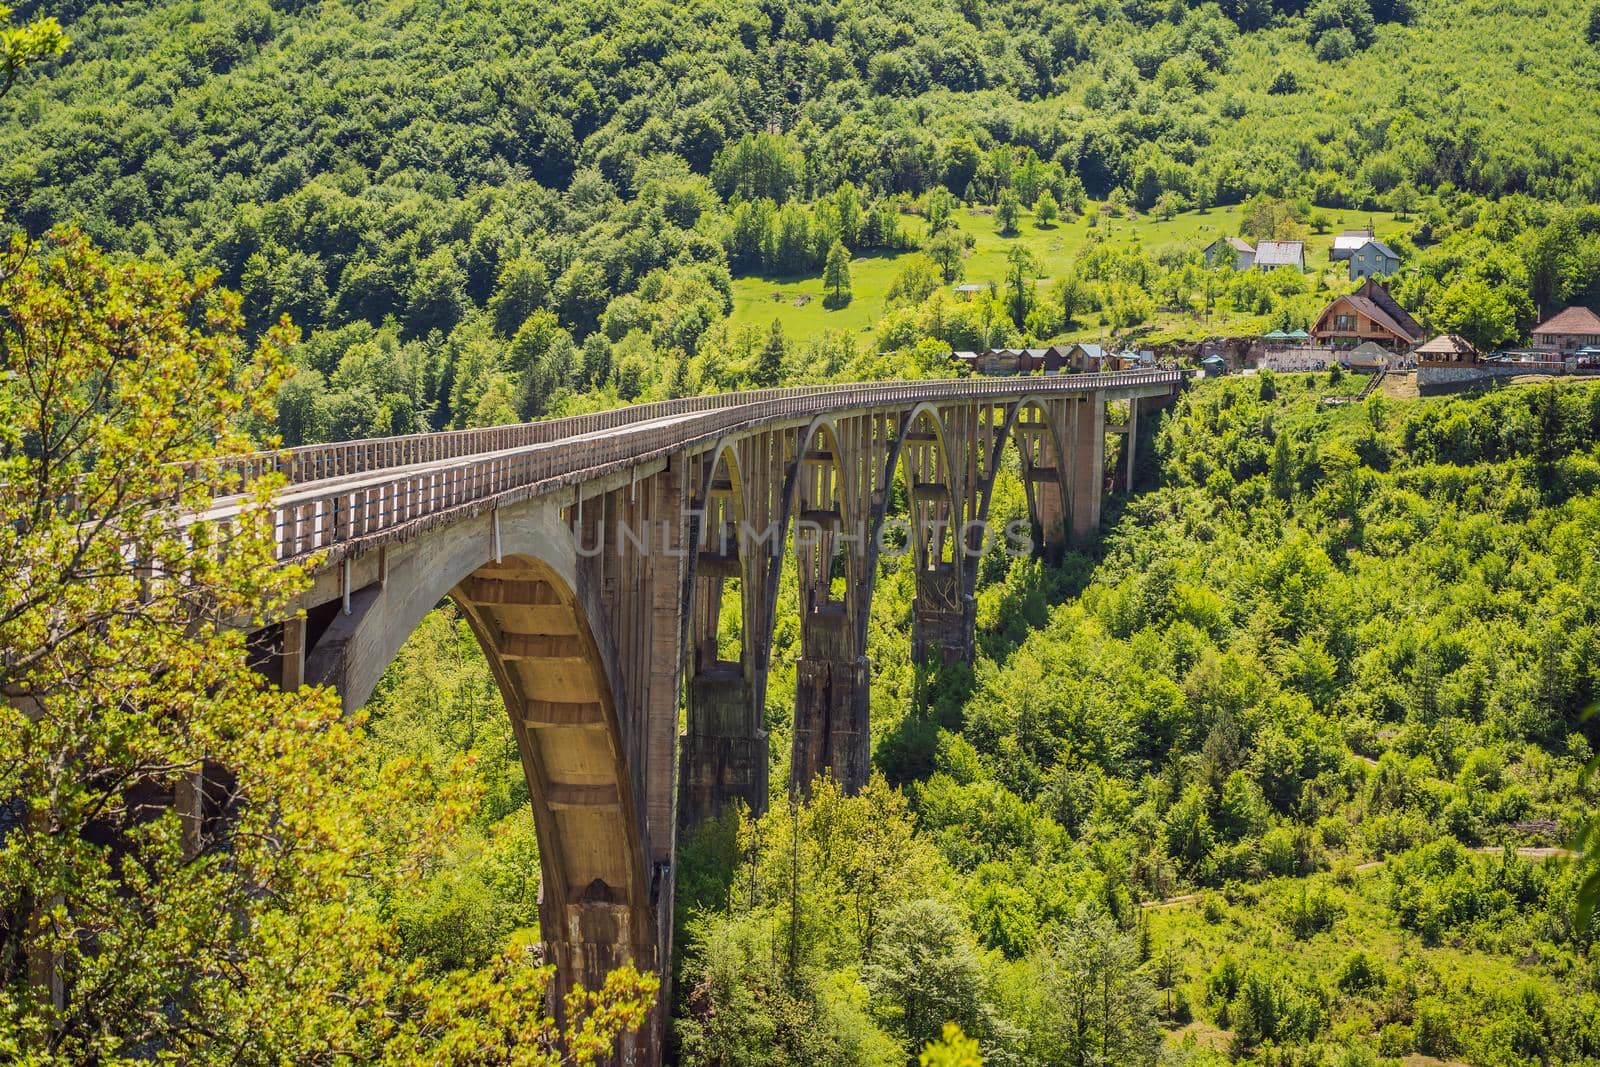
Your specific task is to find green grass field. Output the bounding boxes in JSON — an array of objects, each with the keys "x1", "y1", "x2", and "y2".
[{"x1": 730, "y1": 204, "x2": 1407, "y2": 348}]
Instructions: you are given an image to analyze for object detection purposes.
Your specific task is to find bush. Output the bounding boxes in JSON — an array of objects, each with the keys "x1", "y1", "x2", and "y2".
[
  {"x1": 1336, "y1": 950, "x2": 1384, "y2": 993},
  {"x1": 1283, "y1": 884, "x2": 1341, "y2": 939},
  {"x1": 1414, "y1": 997, "x2": 1459, "y2": 1057}
]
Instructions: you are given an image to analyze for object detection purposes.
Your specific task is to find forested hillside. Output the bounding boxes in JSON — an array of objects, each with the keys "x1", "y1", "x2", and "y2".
[
  {"x1": 672, "y1": 376, "x2": 1600, "y2": 1065},
  {"x1": 10, "y1": 0, "x2": 1600, "y2": 440},
  {"x1": 9, "y1": 0, "x2": 1600, "y2": 1063}
]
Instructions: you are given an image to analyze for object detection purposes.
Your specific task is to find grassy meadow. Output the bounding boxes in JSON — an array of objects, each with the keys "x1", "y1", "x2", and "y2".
[{"x1": 731, "y1": 203, "x2": 1407, "y2": 348}]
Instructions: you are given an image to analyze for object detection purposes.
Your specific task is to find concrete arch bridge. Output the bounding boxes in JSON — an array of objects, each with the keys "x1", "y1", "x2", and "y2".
[{"x1": 221, "y1": 370, "x2": 1180, "y2": 1060}]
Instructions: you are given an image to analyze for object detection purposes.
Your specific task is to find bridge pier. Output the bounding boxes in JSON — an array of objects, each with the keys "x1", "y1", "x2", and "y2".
[
  {"x1": 1068, "y1": 393, "x2": 1107, "y2": 544},
  {"x1": 547, "y1": 899, "x2": 660, "y2": 1063},
  {"x1": 791, "y1": 607, "x2": 871, "y2": 794},
  {"x1": 680, "y1": 671, "x2": 767, "y2": 825},
  {"x1": 912, "y1": 562, "x2": 975, "y2": 665}
]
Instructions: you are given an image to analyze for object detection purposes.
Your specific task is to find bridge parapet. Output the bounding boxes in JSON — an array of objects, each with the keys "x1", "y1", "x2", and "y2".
[{"x1": 243, "y1": 371, "x2": 1181, "y2": 565}]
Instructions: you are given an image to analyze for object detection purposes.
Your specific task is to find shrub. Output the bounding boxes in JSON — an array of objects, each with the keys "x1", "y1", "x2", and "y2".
[
  {"x1": 1336, "y1": 950, "x2": 1384, "y2": 993},
  {"x1": 1316, "y1": 27, "x2": 1358, "y2": 60},
  {"x1": 1283, "y1": 884, "x2": 1341, "y2": 939}
]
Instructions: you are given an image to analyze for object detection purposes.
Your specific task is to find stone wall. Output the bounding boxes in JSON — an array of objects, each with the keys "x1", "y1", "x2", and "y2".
[{"x1": 1416, "y1": 363, "x2": 1559, "y2": 389}]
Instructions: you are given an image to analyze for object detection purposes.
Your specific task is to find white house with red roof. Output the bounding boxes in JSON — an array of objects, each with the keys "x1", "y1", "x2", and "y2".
[{"x1": 1531, "y1": 306, "x2": 1600, "y2": 354}]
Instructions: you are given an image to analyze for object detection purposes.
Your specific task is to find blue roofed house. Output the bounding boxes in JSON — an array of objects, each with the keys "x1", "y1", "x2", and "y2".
[{"x1": 1349, "y1": 239, "x2": 1400, "y2": 281}]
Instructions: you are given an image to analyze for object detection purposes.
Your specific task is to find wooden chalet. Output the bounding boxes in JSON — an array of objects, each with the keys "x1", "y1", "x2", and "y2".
[{"x1": 1310, "y1": 279, "x2": 1424, "y2": 351}]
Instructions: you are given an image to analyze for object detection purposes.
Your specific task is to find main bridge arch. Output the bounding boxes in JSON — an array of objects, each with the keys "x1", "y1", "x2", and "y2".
[{"x1": 289, "y1": 498, "x2": 661, "y2": 1063}]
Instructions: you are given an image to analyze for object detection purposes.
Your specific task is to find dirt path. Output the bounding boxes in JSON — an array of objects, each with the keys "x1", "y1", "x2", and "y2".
[{"x1": 1140, "y1": 847, "x2": 1578, "y2": 910}]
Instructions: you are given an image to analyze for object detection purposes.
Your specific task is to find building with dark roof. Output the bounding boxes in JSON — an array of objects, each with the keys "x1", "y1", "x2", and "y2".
[
  {"x1": 1348, "y1": 239, "x2": 1400, "y2": 281},
  {"x1": 1531, "y1": 306, "x2": 1600, "y2": 353},
  {"x1": 1310, "y1": 279, "x2": 1425, "y2": 351}
]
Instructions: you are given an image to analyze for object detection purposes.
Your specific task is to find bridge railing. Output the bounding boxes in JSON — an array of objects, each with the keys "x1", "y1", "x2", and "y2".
[
  {"x1": 261, "y1": 370, "x2": 1183, "y2": 561},
  {"x1": 203, "y1": 371, "x2": 1180, "y2": 493}
]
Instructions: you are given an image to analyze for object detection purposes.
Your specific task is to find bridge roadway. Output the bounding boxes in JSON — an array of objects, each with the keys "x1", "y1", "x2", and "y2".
[{"x1": 222, "y1": 369, "x2": 1182, "y2": 1063}]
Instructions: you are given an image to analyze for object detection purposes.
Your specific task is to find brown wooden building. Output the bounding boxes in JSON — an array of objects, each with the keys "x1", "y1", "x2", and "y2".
[{"x1": 1310, "y1": 279, "x2": 1425, "y2": 351}]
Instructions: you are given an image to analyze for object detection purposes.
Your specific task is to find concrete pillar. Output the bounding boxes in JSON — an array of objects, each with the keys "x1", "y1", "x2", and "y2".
[
  {"x1": 791, "y1": 605, "x2": 871, "y2": 794},
  {"x1": 1068, "y1": 394, "x2": 1106, "y2": 545},
  {"x1": 680, "y1": 670, "x2": 766, "y2": 826},
  {"x1": 1125, "y1": 398, "x2": 1139, "y2": 493},
  {"x1": 911, "y1": 563, "x2": 974, "y2": 666},
  {"x1": 545, "y1": 897, "x2": 660, "y2": 1065}
]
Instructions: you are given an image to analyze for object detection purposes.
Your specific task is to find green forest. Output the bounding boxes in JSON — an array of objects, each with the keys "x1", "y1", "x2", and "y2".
[
  {"x1": 6, "y1": 0, "x2": 1600, "y2": 1062},
  {"x1": 10, "y1": 0, "x2": 1600, "y2": 434}
]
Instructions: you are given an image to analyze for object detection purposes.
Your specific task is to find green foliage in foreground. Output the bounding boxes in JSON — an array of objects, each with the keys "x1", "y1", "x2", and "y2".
[
  {"x1": 674, "y1": 377, "x2": 1600, "y2": 1065},
  {"x1": 0, "y1": 228, "x2": 653, "y2": 1064}
]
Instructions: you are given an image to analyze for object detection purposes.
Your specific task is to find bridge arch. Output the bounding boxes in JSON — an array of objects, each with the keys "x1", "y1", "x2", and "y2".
[
  {"x1": 679, "y1": 437, "x2": 769, "y2": 823},
  {"x1": 300, "y1": 506, "x2": 654, "y2": 1031},
  {"x1": 987, "y1": 397, "x2": 1072, "y2": 556},
  {"x1": 772, "y1": 416, "x2": 873, "y2": 795},
  {"x1": 895, "y1": 403, "x2": 960, "y2": 573}
]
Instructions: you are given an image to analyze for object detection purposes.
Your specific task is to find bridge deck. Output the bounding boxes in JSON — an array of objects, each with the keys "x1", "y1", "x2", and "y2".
[{"x1": 202, "y1": 371, "x2": 1182, "y2": 562}]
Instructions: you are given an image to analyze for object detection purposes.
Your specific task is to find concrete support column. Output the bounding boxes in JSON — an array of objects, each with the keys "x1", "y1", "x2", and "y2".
[
  {"x1": 1068, "y1": 394, "x2": 1106, "y2": 545},
  {"x1": 911, "y1": 563, "x2": 974, "y2": 666},
  {"x1": 680, "y1": 671, "x2": 767, "y2": 826},
  {"x1": 545, "y1": 898, "x2": 660, "y2": 1065},
  {"x1": 791, "y1": 605, "x2": 871, "y2": 795},
  {"x1": 1125, "y1": 398, "x2": 1139, "y2": 493},
  {"x1": 1030, "y1": 468, "x2": 1068, "y2": 553}
]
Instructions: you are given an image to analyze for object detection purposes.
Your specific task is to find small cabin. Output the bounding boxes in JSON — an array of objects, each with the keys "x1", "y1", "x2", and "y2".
[
  {"x1": 1254, "y1": 240, "x2": 1305, "y2": 272},
  {"x1": 1205, "y1": 236, "x2": 1256, "y2": 271},
  {"x1": 1414, "y1": 334, "x2": 1478, "y2": 366},
  {"x1": 1065, "y1": 342, "x2": 1108, "y2": 373}
]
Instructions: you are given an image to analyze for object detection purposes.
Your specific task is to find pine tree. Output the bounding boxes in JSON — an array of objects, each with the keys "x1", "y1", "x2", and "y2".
[
  {"x1": 1270, "y1": 433, "x2": 1294, "y2": 500},
  {"x1": 754, "y1": 319, "x2": 787, "y2": 386},
  {"x1": 822, "y1": 239, "x2": 852, "y2": 306}
]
